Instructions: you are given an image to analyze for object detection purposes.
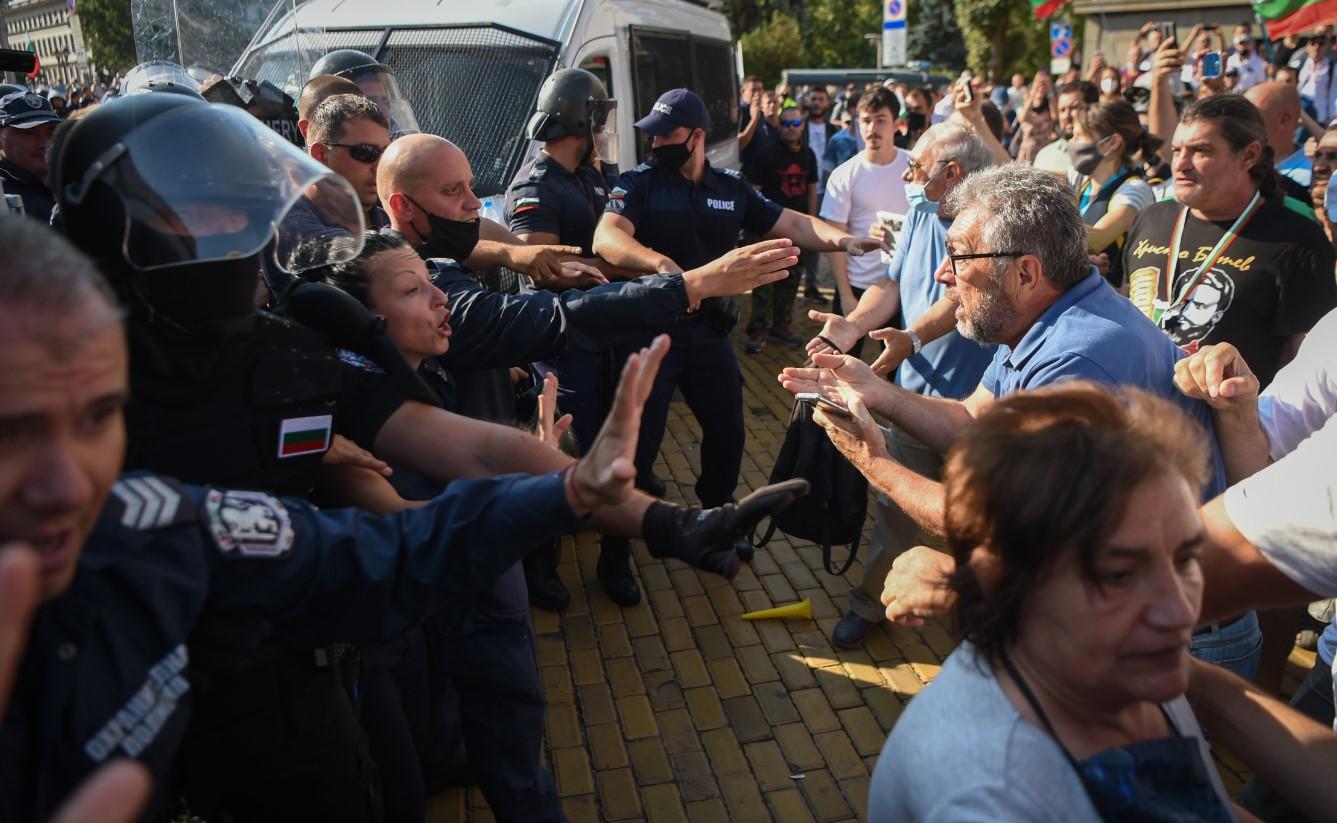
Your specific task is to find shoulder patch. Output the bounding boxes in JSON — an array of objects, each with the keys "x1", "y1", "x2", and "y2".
[
  {"x1": 717, "y1": 166, "x2": 743, "y2": 179},
  {"x1": 206, "y1": 489, "x2": 295, "y2": 558},
  {"x1": 630, "y1": 162, "x2": 654, "y2": 174},
  {"x1": 110, "y1": 475, "x2": 190, "y2": 531},
  {"x1": 337, "y1": 348, "x2": 386, "y2": 374},
  {"x1": 609, "y1": 186, "x2": 627, "y2": 200},
  {"x1": 528, "y1": 165, "x2": 548, "y2": 181}
]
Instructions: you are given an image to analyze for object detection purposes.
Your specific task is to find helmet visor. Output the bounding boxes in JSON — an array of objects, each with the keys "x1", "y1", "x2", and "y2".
[
  {"x1": 66, "y1": 104, "x2": 364, "y2": 271},
  {"x1": 346, "y1": 67, "x2": 420, "y2": 138},
  {"x1": 123, "y1": 61, "x2": 202, "y2": 96},
  {"x1": 589, "y1": 97, "x2": 616, "y2": 133}
]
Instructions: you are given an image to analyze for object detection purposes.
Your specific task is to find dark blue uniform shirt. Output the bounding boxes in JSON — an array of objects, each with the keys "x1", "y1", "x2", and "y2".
[
  {"x1": 0, "y1": 471, "x2": 581, "y2": 821},
  {"x1": 605, "y1": 158, "x2": 783, "y2": 270},
  {"x1": 505, "y1": 153, "x2": 608, "y2": 257}
]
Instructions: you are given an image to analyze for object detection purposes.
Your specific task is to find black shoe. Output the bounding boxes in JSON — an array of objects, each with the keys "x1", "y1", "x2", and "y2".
[
  {"x1": 831, "y1": 610, "x2": 878, "y2": 649},
  {"x1": 637, "y1": 472, "x2": 668, "y2": 498},
  {"x1": 734, "y1": 539, "x2": 755, "y2": 563},
  {"x1": 804, "y1": 287, "x2": 829, "y2": 306},
  {"x1": 642, "y1": 479, "x2": 810, "y2": 579},
  {"x1": 597, "y1": 540, "x2": 642, "y2": 607},
  {"x1": 523, "y1": 554, "x2": 570, "y2": 612}
]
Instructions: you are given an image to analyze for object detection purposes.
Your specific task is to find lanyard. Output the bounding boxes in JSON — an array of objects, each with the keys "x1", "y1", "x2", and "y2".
[
  {"x1": 1077, "y1": 169, "x2": 1132, "y2": 216},
  {"x1": 1163, "y1": 190, "x2": 1261, "y2": 311}
]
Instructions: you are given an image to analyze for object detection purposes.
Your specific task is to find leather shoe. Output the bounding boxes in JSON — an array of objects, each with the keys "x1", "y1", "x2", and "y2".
[
  {"x1": 636, "y1": 472, "x2": 667, "y2": 498},
  {"x1": 523, "y1": 553, "x2": 570, "y2": 612},
  {"x1": 642, "y1": 479, "x2": 810, "y2": 579},
  {"x1": 598, "y1": 542, "x2": 642, "y2": 607},
  {"x1": 831, "y1": 610, "x2": 878, "y2": 649}
]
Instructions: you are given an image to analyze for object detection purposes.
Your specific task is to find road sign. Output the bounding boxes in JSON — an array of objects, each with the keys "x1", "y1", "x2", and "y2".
[{"x1": 883, "y1": 0, "x2": 907, "y2": 67}]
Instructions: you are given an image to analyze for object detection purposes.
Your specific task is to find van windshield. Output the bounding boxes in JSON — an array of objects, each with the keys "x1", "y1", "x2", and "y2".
[{"x1": 237, "y1": 25, "x2": 559, "y2": 196}]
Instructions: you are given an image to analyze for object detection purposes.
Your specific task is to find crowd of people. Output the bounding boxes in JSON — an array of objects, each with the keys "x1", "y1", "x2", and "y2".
[{"x1": 1, "y1": 14, "x2": 1336, "y2": 823}]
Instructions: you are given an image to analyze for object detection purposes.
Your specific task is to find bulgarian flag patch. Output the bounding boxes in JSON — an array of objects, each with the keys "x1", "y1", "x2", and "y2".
[
  {"x1": 514, "y1": 196, "x2": 542, "y2": 213},
  {"x1": 277, "y1": 415, "x2": 333, "y2": 458}
]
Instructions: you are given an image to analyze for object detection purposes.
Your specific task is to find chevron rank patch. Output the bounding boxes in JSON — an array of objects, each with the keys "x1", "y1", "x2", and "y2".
[
  {"x1": 110, "y1": 475, "x2": 186, "y2": 530},
  {"x1": 206, "y1": 490, "x2": 295, "y2": 558}
]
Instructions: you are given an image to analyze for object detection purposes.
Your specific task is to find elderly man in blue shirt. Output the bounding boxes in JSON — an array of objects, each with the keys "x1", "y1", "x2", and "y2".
[
  {"x1": 781, "y1": 163, "x2": 1264, "y2": 679},
  {"x1": 804, "y1": 121, "x2": 999, "y2": 649}
]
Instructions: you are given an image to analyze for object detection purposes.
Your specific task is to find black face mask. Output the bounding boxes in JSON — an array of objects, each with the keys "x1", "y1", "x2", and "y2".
[
  {"x1": 652, "y1": 136, "x2": 694, "y2": 172},
  {"x1": 405, "y1": 194, "x2": 481, "y2": 261},
  {"x1": 906, "y1": 112, "x2": 927, "y2": 132}
]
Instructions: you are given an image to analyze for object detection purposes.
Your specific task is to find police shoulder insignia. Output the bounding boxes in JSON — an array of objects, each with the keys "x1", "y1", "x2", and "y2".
[
  {"x1": 718, "y1": 167, "x2": 743, "y2": 179},
  {"x1": 110, "y1": 475, "x2": 191, "y2": 530},
  {"x1": 337, "y1": 348, "x2": 386, "y2": 374},
  {"x1": 609, "y1": 186, "x2": 627, "y2": 200},
  {"x1": 206, "y1": 489, "x2": 295, "y2": 558},
  {"x1": 514, "y1": 195, "x2": 542, "y2": 213}
]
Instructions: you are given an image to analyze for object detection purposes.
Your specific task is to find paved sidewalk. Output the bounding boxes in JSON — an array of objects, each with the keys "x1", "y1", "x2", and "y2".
[{"x1": 429, "y1": 297, "x2": 1311, "y2": 822}]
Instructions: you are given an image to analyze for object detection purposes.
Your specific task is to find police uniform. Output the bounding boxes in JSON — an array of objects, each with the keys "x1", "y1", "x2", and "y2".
[
  {"x1": 0, "y1": 91, "x2": 62, "y2": 224},
  {"x1": 605, "y1": 157, "x2": 783, "y2": 507},
  {"x1": 0, "y1": 469, "x2": 584, "y2": 822}
]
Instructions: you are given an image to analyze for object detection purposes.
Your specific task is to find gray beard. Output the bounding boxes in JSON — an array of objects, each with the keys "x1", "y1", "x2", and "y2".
[{"x1": 956, "y1": 279, "x2": 1015, "y2": 344}]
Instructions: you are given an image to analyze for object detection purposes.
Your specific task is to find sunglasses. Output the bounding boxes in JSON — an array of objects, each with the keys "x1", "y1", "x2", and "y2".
[
  {"x1": 324, "y1": 142, "x2": 385, "y2": 163},
  {"x1": 781, "y1": 118, "x2": 803, "y2": 127}
]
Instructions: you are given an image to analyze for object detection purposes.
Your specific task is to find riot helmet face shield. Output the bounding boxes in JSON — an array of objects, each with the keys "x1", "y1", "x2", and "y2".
[
  {"x1": 63, "y1": 104, "x2": 364, "y2": 273},
  {"x1": 343, "y1": 66, "x2": 420, "y2": 138},
  {"x1": 122, "y1": 59, "x2": 202, "y2": 97}
]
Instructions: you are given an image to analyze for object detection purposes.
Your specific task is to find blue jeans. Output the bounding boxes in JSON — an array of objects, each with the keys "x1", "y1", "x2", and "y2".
[{"x1": 1189, "y1": 611, "x2": 1262, "y2": 681}]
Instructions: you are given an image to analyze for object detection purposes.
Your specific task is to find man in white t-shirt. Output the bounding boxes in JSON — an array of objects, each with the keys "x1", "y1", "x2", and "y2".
[
  {"x1": 818, "y1": 87, "x2": 910, "y2": 336},
  {"x1": 1226, "y1": 33, "x2": 1268, "y2": 92}
]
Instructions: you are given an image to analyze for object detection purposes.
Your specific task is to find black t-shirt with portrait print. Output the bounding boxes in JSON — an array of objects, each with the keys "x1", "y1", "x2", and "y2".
[
  {"x1": 1123, "y1": 197, "x2": 1337, "y2": 387},
  {"x1": 743, "y1": 141, "x2": 818, "y2": 214}
]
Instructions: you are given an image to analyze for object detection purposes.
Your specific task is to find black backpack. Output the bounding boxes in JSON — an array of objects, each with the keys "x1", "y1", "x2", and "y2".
[{"x1": 752, "y1": 397, "x2": 869, "y2": 574}]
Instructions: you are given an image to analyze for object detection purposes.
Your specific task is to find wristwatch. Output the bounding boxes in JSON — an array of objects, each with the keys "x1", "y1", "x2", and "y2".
[{"x1": 906, "y1": 329, "x2": 923, "y2": 354}]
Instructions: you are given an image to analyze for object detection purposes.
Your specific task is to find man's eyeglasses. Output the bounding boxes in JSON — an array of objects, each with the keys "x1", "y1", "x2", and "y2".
[
  {"x1": 323, "y1": 142, "x2": 386, "y2": 164},
  {"x1": 780, "y1": 118, "x2": 803, "y2": 127},
  {"x1": 907, "y1": 159, "x2": 946, "y2": 177},
  {"x1": 948, "y1": 250, "x2": 1026, "y2": 278}
]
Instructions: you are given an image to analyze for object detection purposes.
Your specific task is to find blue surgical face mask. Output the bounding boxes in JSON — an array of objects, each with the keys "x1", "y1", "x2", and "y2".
[{"x1": 905, "y1": 161, "x2": 947, "y2": 210}]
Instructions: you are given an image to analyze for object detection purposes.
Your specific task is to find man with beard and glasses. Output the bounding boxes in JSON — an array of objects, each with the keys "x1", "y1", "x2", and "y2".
[
  {"x1": 779, "y1": 164, "x2": 1266, "y2": 681},
  {"x1": 593, "y1": 88, "x2": 879, "y2": 531}
]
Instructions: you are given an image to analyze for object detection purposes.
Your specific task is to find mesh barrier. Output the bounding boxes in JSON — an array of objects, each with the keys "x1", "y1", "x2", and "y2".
[
  {"x1": 237, "y1": 24, "x2": 557, "y2": 196},
  {"x1": 380, "y1": 27, "x2": 557, "y2": 197}
]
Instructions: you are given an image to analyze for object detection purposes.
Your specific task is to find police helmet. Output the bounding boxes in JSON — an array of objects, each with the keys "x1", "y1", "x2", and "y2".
[
  {"x1": 122, "y1": 59, "x2": 204, "y2": 99},
  {"x1": 526, "y1": 68, "x2": 615, "y2": 141},
  {"x1": 309, "y1": 49, "x2": 420, "y2": 137},
  {"x1": 0, "y1": 83, "x2": 24, "y2": 98},
  {"x1": 56, "y1": 95, "x2": 364, "y2": 331}
]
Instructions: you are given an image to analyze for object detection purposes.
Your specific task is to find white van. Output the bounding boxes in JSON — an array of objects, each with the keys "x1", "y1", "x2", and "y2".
[{"x1": 233, "y1": 0, "x2": 739, "y2": 212}]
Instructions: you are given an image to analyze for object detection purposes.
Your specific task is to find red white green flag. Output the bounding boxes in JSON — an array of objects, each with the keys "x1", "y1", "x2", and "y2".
[
  {"x1": 1255, "y1": 0, "x2": 1337, "y2": 37},
  {"x1": 1031, "y1": 0, "x2": 1072, "y2": 20},
  {"x1": 23, "y1": 33, "x2": 40, "y2": 79}
]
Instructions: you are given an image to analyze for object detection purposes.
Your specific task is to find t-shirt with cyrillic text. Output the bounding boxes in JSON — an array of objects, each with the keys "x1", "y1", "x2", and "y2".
[{"x1": 1122, "y1": 198, "x2": 1337, "y2": 387}]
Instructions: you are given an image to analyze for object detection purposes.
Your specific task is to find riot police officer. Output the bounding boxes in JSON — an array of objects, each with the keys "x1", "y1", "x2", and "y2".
[
  {"x1": 0, "y1": 215, "x2": 672, "y2": 820},
  {"x1": 0, "y1": 90, "x2": 61, "y2": 223},
  {"x1": 308, "y1": 48, "x2": 420, "y2": 138},
  {"x1": 53, "y1": 92, "x2": 802, "y2": 818},
  {"x1": 506, "y1": 67, "x2": 643, "y2": 607},
  {"x1": 593, "y1": 89, "x2": 880, "y2": 518}
]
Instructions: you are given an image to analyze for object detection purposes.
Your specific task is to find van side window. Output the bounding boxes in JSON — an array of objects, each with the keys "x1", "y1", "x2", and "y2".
[
  {"x1": 628, "y1": 27, "x2": 737, "y2": 159},
  {"x1": 579, "y1": 55, "x2": 613, "y2": 97}
]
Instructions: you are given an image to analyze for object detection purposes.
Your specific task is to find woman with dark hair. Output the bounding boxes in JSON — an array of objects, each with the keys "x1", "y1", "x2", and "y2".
[
  {"x1": 1067, "y1": 99, "x2": 1161, "y2": 287},
  {"x1": 868, "y1": 382, "x2": 1240, "y2": 821}
]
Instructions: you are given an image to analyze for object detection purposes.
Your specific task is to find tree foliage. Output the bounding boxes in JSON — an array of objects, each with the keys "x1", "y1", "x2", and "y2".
[
  {"x1": 739, "y1": 13, "x2": 807, "y2": 86},
  {"x1": 907, "y1": 0, "x2": 967, "y2": 72},
  {"x1": 802, "y1": 0, "x2": 880, "y2": 69},
  {"x1": 953, "y1": 0, "x2": 1065, "y2": 81},
  {"x1": 78, "y1": 0, "x2": 137, "y2": 73}
]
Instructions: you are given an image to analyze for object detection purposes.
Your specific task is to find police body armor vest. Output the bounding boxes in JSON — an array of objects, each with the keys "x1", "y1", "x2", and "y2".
[{"x1": 124, "y1": 311, "x2": 341, "y2": 499}]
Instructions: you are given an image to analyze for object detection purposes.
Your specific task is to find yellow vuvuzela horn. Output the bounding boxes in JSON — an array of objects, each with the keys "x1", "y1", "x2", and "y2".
[{"x1": 741, "y1": 598, "x2": 813, "y2": 621}]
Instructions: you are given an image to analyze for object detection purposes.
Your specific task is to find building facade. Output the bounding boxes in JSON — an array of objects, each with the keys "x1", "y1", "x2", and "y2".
[
  {"x1": 4, "y1": 0, "x2": 91, "y2": 87},
  {"x1": 1073, "y1": 0, "x2": 1257, "y2": 66}
]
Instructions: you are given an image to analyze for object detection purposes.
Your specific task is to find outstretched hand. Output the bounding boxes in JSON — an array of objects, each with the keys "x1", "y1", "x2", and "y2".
[
  {"x1": 683, "y1": 238, "x2": 800, "y2": 308},
  {"x1": 805, "y1": 309, "x2": 862, "y2": 358},
  {"x1": 537, "y1": 373, "x2": 574, "y2": 449},
  {"x1": 570, "y1": 335, "x2": 670, "y2": 509},
  {"x1": 868, "y1": 327, "x2": 915, "y2": 377},
  {"x1": 778, "y1": 351, "x2": 882, "y2": 405},
  {"x1": 880, "y1": 546, "x2": 957, "y2": 626}
]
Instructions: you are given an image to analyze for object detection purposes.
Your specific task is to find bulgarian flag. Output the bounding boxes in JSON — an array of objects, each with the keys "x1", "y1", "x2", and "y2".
[
  {"x1": 1032, "y1": 0, "x2": 1072, "y2": 20},
  {"x1": 23, "y1": 32, "x2": 40, "y2": 79},
  {"x1": 1255, "y1": 0, "x2": 1337, "y2": 37}
]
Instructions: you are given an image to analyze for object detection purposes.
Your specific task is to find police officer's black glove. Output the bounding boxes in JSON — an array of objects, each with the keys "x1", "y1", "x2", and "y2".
[{"x1": 641, "y1": 479, "x2": 810, "y2": 579}]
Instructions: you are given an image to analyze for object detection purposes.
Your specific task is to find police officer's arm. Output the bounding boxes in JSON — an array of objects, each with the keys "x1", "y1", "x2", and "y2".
[
  {"x1": 768, "y1": 208, "x2": 881, "y2": 257},
  {"x1": 468, "y1": 219, "x2": 605, "y2": 288},
  {"x1": 514, "y1": 230, "x2": 645, "y2": 280},
  {"x1": 592, "y1": 213, "x2": 680, "y2": 274}
]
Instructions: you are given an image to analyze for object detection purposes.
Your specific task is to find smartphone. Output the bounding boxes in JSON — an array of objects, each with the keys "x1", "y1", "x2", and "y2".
[
  {"x1": 1201, "y1": 51, "x2": 1222, "y2": 79},
  {"x1": 1159, "y1": 21, "x2": 1177, "y2": 45},
  {"x1": 796, "y1": 392, "x2": 853, "y2": 419}
]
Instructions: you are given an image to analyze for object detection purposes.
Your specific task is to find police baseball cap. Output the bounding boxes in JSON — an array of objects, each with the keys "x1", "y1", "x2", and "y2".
[
  {"x1": 0, "y1": 91, "x2": 62, "y2": 129},
  {"x1": 634, "y1": 89, "x2": 709, "y2": 135}
]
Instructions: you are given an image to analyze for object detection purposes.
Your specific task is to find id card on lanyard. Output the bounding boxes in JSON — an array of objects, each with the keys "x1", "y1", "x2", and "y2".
[{"x1": 1156, "y1": 190, "x2": 1262, "y2": 324}]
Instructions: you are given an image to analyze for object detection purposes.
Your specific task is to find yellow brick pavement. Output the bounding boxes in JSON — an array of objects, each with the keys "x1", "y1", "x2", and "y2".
[{"x1": 428, "y1": 297, "x2": 1312, "y2": 822}]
